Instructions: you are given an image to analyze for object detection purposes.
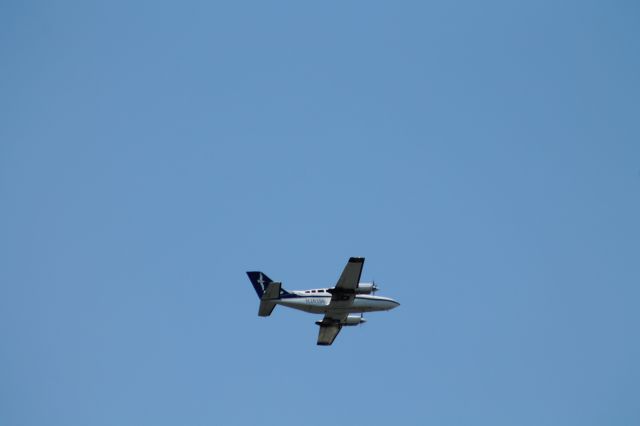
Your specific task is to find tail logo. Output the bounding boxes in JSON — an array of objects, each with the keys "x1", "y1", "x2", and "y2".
[{"x1": 257, "y1": 273, "x2": 266, "y2": 292}]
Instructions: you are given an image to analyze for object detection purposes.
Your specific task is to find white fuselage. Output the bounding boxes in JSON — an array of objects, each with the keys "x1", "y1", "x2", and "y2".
[{"x1": 277, "y1": 289, "x2": 400, "y2": 315}]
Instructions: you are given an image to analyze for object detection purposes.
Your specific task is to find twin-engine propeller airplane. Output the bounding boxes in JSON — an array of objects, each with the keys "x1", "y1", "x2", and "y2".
[{"x1": 246, "y1": 257, "x2": 400, "y2": 345}]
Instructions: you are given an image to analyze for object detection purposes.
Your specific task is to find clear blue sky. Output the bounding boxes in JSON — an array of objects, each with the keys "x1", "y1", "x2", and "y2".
[{"x1": 1, "y1": 1, "x2": 639, "y2": 425}]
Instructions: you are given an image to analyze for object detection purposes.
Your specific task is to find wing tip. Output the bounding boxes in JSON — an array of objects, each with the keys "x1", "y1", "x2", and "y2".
[{"x1": 348, "y1": 257, "x2": 365, "y2": 263}]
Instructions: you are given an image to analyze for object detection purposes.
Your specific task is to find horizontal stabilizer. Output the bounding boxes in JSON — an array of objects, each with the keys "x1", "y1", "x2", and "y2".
[
  {"x1": 258, "y1": 301, "x2": 276, "y2": 317},
  {"x1": 258, "y1": 282, "x2": 281, "y2": 317},
  {"x1": 261, "y1": 282, "x2": 281, "y2": 300}
]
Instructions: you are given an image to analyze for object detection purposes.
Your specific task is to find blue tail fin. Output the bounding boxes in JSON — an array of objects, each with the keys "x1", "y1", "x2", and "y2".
[{"x1": 246, "y1": 271, "x2": 274, "y2": 298}]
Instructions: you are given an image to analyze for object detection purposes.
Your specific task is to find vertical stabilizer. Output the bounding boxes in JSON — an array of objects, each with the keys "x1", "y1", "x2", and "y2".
[{"x1": 246, "y1": 271, "x2": 273, "y2": 298}]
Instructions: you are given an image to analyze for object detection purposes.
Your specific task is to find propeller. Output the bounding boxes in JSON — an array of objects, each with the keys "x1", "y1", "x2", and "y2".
[{"x1": 372, "y1": 279, "x2": 379, "y2": 295}]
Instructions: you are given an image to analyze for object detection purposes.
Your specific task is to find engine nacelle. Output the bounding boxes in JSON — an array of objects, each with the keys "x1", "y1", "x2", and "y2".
[
  {"x1": 355, "y1": 282, "x2": 378, "y2": 294},
  {"x1": 344, "y1": 314, "x2": 367, "y2": 326}
]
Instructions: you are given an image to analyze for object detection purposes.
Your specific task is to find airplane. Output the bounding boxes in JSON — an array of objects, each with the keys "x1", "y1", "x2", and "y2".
[{"x1": 246, "y1": 257, "x2": 400, "y2": 345}]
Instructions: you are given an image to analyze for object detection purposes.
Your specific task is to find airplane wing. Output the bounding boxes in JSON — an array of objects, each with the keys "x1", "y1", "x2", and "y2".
[
  {"x1": 316, "y1": 312, "x2": 348, "y2": 346},
  {"x1": 333, "y1": 257, "x2": 365, "y2": 292},
  {"x1": 317, "y1": 258, "x2": 365, "y2": 345},
  {"x1": 327, "y1": 257, "x2": 364, "y2": 305}
]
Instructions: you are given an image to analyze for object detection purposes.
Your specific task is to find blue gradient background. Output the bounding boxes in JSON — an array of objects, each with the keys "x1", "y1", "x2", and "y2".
[{"x1": 1, "y1": 1, "x2": 639, "y2": 425}]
